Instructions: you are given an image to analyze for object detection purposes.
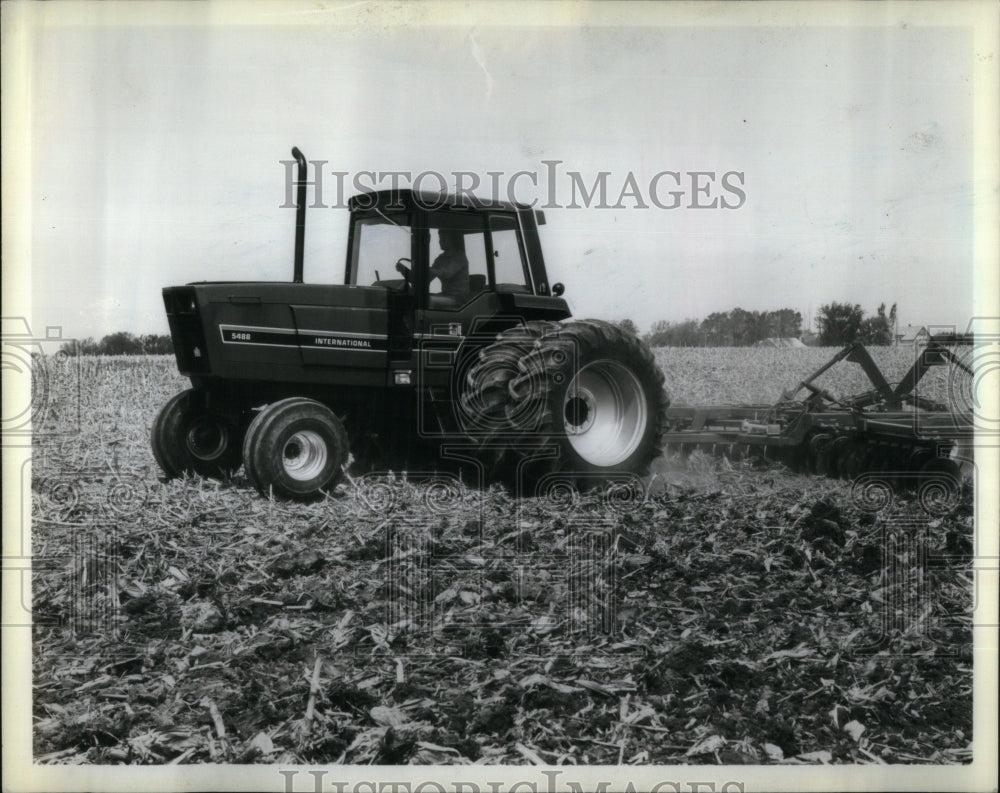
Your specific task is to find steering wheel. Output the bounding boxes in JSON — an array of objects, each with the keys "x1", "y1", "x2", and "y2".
[{"x1": 394, "y1": 258, "x2": 412, "y2": 291}]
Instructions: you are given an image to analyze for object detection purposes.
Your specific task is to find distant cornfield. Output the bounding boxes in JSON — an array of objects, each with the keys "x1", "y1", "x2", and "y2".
[
  {"x1": 653, "y1": 346, "x2": 957, "y2": 406},
  {"x1": 35, "y1": 345, "x2": 954, "y2": 423}
]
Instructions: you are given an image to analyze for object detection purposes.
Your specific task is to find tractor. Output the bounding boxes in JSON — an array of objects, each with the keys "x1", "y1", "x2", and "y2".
[{"x1": 152, "y1": 148, "x2": 670, "y2": 499}]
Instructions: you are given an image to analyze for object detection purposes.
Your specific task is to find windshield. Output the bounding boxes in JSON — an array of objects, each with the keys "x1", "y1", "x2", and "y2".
[{"x1": 349, "y1": 215, "x2": 411, "y2": 286}]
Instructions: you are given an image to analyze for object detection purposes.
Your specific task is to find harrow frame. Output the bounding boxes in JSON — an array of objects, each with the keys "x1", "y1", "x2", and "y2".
[{"x1": 663, "y1": 336, "x2": 975, "y2": 474}]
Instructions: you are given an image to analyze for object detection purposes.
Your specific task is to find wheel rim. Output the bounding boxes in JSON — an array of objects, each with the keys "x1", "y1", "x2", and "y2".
[
  {"x1": 282, "y1": 430, "x2": 329, "y2": 481},
  {"x1": 563, "y1": 359, "x2": 648, "y2": 467},
  {"x1": 186, "y1": 416, "x2": 228, "y2": 461}
]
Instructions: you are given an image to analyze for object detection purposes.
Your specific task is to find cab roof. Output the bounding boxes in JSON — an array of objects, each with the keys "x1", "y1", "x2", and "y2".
[{"x1": 347, "y1": 189, "x2": 544, "y2": 221}]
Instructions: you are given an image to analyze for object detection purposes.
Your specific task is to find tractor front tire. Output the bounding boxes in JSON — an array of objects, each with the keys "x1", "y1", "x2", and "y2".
[
  {"x1": 151, "y1": 389, "x2": 244, "y2": 479},
  {"x1": 460, "y1": 319, "x2": 669, "y2": 488},
  {"x1": 242, "y1": 398, "x2": 348, "y2": 501}
]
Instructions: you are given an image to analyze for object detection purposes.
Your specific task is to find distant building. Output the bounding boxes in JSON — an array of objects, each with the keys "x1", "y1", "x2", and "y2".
[{"x1": 895, "y1": 325, "x2": 929, "y2": 345}]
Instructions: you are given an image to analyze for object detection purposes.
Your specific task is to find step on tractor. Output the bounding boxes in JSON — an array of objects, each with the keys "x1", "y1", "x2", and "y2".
[{"x1": 154, "y1": 148, "x2": 975, "y2": 506}]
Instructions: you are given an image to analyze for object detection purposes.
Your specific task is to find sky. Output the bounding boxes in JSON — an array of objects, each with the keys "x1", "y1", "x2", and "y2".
[{"x1": 13, "y1": 3, "x2": 992, "y2": 340}]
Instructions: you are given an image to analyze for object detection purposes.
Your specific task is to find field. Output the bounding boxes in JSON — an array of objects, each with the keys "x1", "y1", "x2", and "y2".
[
  {"x1": 652, "y1": 345, "x2": 963, "y2": 407},
  {"x1": 28, "y1": 348, "x2": 973, "y2": 766}
]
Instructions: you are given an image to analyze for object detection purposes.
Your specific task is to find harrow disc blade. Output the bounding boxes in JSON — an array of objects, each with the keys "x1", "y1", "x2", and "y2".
[
  {"x1": 820, "y1": 436, "x2": 851, "y2": 478},
  {"x1": 806, "y1": 433, "x2": 833, "y2": 474},
  {"x1": 839, "y1": 441, "x2": 874, "y2": 480}
]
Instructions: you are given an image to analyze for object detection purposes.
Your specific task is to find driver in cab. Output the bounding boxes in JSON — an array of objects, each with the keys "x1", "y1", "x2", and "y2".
[
  {"x1": 428, "y1": 229, "x2": 469, "y2": 299},
  {"x1": 394, "y1": 229, "x2": 470, "y2": 301}
]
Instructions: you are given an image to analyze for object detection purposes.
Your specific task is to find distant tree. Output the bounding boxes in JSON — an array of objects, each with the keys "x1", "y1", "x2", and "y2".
[
  {"x1": 746, "y1": 310, "x2": 776, "y2": 345},
  {"x1": 614, "y1": 318, "x2": 638, "y2": 336},
  {"x1": 59, "y1": 337, "x2": 99, "y2": 356},
  {"x1": 139, "y1": 334, "x2": 174, "y2": 354},
  {"x1": 645, "y1": 320, "x2": 670, "y2": 347},
  {"x1": 858, "y1": 302, "x2": 896, "y2": 346},
  {"x1": 59, "y1": 333, "x2": 173, "y2": 355},
  {"x1": 646, "y1": 306, "x2": 806, "y2": 347},
  {"x1": 728, "y1": 308, "x2": 758, "y2": 346},
  {"x1": 645, "y1": 319, "x2": 704, "y2": 347},
  {"x1": 668, "y1": 319, "x2": 704, "y2": 347},
  {"x1": 99, "y1": 332, "x2": 143, "y2": 355},
  {"x1": 701, "y1": 311, "x2": 733, "y2": 346},
  {"x1": 771, "y1": 308, "x2": 803, "y2": 338},
  {"x1": 816, "y1": 302, "x2": 864, "y2": 345}
]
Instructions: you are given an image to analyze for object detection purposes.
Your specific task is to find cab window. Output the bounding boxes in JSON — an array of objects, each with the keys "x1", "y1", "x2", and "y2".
[
  {"x1": 425, "y1": 213, "x2": 490, "y2": 308},
  {"x1": 488, "y1": 214, "x2": 531, "y2": 293},
  {"x1": 348, "y1": 214, "x2": 411, "y2": 287}
]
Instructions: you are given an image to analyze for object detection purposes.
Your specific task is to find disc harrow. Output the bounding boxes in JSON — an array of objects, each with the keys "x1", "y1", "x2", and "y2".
[{"x1": 663, "y1": 335, "x2": 974, "y2": 510}]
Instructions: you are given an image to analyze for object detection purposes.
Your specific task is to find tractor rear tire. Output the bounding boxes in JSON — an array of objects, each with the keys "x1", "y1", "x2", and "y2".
[
  {"x1": 460, "y1": 319, "x2": 669, "y2": 489},
  {"x1": 243, "y1": 398, "x2": 348, "y2": 501},
  {"x1": 151, "y1": 389, "x2": 243, "y2": 479}
]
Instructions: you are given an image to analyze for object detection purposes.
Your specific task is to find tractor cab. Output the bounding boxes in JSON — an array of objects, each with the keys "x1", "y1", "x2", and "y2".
[
  {"x1": 347, "y1": 190, "x2": 567, "y2": 316},
  {"x1": 344, "y1": 189, "x2": 570, "y2": 387}
]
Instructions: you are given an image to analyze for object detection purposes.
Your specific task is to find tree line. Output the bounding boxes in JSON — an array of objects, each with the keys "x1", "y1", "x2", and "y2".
[
  {"x1": 59, "y1": 332, "x2": 174, "y2": 356},
  {"x1": 625, "y1": 307, "x2": 804, "y2": 348},
  {"x1": 814, "y1": 302, "x2": 897, "y2": 346},
  {"x1": 618, "y1": 302, "x2": 898, "y2": 347}
]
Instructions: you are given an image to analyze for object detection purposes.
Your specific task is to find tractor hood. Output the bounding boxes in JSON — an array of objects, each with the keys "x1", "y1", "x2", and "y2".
[{"x1": 163, "y1": 282, "x2": 392, "y2": 380}]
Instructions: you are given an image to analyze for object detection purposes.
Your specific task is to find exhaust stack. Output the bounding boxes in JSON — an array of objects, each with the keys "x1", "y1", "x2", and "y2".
[{"x1": 291, "y1": 146, "x2": 307, "y2": 283}]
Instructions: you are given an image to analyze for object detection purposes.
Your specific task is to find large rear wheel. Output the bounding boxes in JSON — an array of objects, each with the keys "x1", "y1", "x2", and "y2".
[
  {"x1": 562, "y1": 359, "x2": 649, "y2": 467},
  {"x1": 460, "y1": 319, "x2": 669, "y2": 488}
]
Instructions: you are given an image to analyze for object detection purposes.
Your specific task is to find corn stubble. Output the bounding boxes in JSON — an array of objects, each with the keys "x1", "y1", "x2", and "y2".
[{"x1": 30, "y1": 352, "x2": 972, "y2": 765}]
